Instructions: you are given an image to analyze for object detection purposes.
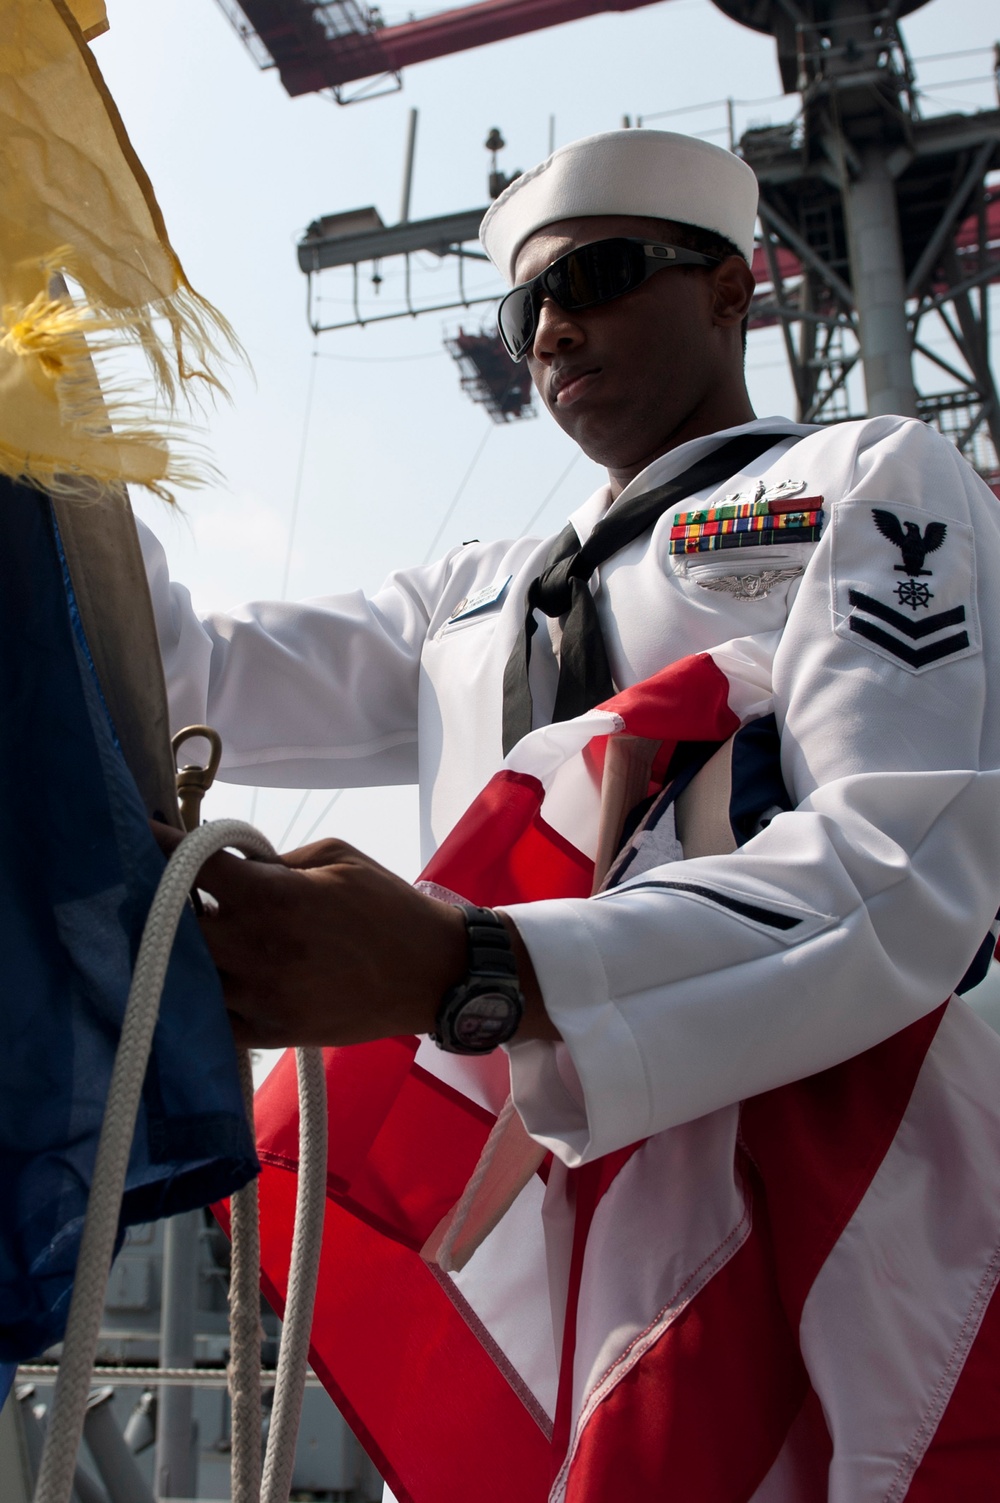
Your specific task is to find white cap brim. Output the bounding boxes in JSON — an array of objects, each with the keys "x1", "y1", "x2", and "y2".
[{"x1": 480, "y1": 128, "x2": 758, "y2": 284}]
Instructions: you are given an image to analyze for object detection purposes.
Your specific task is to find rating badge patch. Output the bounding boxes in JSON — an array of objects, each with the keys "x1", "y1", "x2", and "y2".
[{"x1": 832, "y1": 500, "x2": 980, "y2": 673}]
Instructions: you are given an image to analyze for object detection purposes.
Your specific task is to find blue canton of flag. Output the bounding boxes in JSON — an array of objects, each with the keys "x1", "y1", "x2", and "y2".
[{"x1": 0, "y1": 477, "x2": 258, "y2": 1362}]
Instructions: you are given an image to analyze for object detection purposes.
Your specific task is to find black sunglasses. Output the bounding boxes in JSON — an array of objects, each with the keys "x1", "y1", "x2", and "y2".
[{"x1": 497, "y1": 237, "x2": 722, "y2": 362}]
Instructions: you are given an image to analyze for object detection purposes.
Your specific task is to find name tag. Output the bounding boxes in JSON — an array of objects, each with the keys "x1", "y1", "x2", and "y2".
[{"x1": 446, "y1": 575, "x2": 512, "y2": 623}]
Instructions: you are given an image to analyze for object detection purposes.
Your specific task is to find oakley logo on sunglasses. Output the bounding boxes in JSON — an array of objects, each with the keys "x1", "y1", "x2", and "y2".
[{"x1": 497, "y1": 238, "x2": 722, "y2": 362}]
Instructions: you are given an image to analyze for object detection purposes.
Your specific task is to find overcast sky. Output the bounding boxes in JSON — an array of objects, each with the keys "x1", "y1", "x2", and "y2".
[{"x1": 92, "y1": 0, "x2": 999, "y2": 883}]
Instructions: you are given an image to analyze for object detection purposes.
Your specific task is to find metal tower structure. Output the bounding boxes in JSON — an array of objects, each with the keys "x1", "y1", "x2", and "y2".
[
  {"x1": 722, "y1": 0, "x2": 1000, "y2": 480},
  {"x1": 444, "y1": 327, "x2": 537, "y2": 420}
]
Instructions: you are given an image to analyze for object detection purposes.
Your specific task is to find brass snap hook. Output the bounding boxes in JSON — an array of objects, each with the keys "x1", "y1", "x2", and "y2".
[{"x1": 171, "y1": 725, "x2": 223, "y2": 832}]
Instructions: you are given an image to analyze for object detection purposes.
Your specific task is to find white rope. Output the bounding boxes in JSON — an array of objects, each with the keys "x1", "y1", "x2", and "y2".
[
  {"x1": 17, "y1": 1365, "x2": 326, "y2": 1388},
  {"x1": 32, "y1": 820, "x2": 273, "y2": 1503},
  {"x1": 31, "y1": 819, "x2": 328, "y2": 1503},
  {"x1": 260, "y1": 1046, "x2": 328, "y2": 1503},
  {"x1": 229, "y1": 1047, "x2": 263, "y2": 1503}
]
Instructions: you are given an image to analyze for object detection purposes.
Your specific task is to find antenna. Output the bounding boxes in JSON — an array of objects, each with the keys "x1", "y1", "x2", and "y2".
[{"x1": 400, "y1": 108, "x2": 418, "y2": 224}]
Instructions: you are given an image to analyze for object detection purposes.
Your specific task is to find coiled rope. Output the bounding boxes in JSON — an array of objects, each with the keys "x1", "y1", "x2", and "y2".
[
  {"x1": 261, "y1": 1044, "x2": 327, "y2": 1503},
  {"x1": 31, "y1": 819, "x2": 327, "y2": 1503},
  {"x1": 230, "y1": 1048, "x2": 263, "y2": 1503}
]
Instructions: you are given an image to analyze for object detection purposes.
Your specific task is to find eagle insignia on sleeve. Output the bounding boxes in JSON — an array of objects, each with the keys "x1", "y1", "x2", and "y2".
[
  {"x1": 831, "y1": 500, "x2": 978, "y2": 674},
  {"x1": 871, "y1": 509, "x2": 947, "y2": 577}
]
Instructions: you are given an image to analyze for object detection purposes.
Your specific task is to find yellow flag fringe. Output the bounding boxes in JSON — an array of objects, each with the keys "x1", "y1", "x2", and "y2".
[
  {"x1": 0, "y1": 0, "x2": 245, "y2": 504},
  {"x1": 0, "y1": 288, "x2": 222, "y2": 504}
]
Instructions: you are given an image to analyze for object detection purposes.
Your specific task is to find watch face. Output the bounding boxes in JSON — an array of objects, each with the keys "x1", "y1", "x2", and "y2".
[{"x1": 454, "y1": 991, "x2": 520, "y2": 1051}]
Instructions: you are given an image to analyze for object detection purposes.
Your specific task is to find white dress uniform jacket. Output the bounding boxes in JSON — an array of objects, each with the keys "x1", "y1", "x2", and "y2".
[{"x1": 139, "y1": 414, "x2": 1000, "y2": 1170}]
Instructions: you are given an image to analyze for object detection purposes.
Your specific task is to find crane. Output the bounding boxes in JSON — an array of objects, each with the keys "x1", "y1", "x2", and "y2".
[{"x1": 216, "y1": 0, "x2": 665, "y2": 101}]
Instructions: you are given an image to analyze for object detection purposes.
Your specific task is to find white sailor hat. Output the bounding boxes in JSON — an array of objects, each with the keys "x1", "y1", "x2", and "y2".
[{"x1": 480, "y1": 128, "x2": 759, "y2": 285}]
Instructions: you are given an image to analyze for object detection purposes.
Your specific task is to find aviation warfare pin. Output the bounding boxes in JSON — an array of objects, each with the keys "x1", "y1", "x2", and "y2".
[{"x1": 697, "y1": 568, "x2": 804, "y2": 601}]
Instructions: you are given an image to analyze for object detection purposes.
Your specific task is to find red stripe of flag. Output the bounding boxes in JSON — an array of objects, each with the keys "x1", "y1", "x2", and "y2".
[
  {"x1": 905, "y1": 1272, "x2": 1000, "y2": 1496},
  {"x1": 552, "y1": 1146, "x2": 647, "y2": 1462},
  {"x1": 593, "y1": 654, "x2": 738, "y2": 744},
  {"x1": 565, "y1": 1162, "x2": 807, "y2": 1503},
  {"x1": 255, "y1": 1043, "x2": 498, "y2": 1252},
  {"x1": 421, "y1": 769, "x2": 593, "y2": 907},
  {"x1": 218, "y1": 1164, "x2": 555, "y2": 1503},
  {"x1": 739, "y1": 1005, "x2": 946, "y2": 1328}
]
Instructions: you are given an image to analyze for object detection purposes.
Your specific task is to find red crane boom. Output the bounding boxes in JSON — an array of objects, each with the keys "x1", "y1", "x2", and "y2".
[{"x1": 224, "y1": 0, "x2": 666, "y2": 96}]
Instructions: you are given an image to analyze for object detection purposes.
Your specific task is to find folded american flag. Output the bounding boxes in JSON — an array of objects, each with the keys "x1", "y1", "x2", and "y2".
[{"x1": 238, "y1": 646, "x2": 1000, "y2": 1503}]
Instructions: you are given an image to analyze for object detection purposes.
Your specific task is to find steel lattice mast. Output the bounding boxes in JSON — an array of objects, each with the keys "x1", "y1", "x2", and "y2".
[{"x1": 725, "y1": 0, "x2": 1000, "y2": 474}]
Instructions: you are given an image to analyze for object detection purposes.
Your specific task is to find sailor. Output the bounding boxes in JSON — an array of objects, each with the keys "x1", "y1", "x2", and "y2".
[{"x1": 144, "y1": 129, "x2": 1000, "y2": 1492}]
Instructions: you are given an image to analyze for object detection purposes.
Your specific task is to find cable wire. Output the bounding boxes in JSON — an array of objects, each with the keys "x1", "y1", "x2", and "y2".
[
  {"x1": 519, "y1": 452, "x2": 581, "y2": 537},
  {"x1": 422, "y1": 420, "x2": 495, "y2": 563},
  {"x1": 280, "y1": 352, "x2": 320, "y2": 601},
  {"x1": 297, "y1": 788, "x2": 345, "y2": 847},
  {"x1": 315, "y1": 349, "x2": 446, "y2": 363},
  {"x1": 278, "y1": 790, "x2": 314, "y2": 850}
]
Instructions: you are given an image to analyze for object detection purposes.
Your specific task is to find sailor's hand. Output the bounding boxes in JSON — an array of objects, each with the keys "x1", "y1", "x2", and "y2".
[{"x1": 152, "y1": 825, "x2": 466, "y2": 1047}]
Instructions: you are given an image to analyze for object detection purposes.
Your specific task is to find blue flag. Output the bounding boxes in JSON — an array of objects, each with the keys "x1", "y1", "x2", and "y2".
[{"x1": 0, "y1": 477, "x2": 258, "y2": 1361}]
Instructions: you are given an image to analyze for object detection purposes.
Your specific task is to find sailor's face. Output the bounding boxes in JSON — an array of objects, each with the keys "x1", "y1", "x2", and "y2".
[{"x1": 513, "y1": 214, "x2": 732, "y2": 482}]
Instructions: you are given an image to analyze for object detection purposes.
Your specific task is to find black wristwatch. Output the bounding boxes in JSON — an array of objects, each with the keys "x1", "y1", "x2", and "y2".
[{"x1": 432, "y1": 906, "x2": 525, "y2": 1055}]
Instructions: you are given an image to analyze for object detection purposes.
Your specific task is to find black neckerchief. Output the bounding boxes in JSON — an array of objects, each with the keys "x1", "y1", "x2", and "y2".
[{"x1": 501, "y1": 433, "x2": 792, "y2": 756}]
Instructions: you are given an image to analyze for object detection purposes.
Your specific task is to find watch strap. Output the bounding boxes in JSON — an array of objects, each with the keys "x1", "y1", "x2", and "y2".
[
  {"x1": 431, "y1": 906, "x2": 525, "y2": 1054},
  {"x1": 464, "y1": 905, "x2": 519, "y2": 983}
]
